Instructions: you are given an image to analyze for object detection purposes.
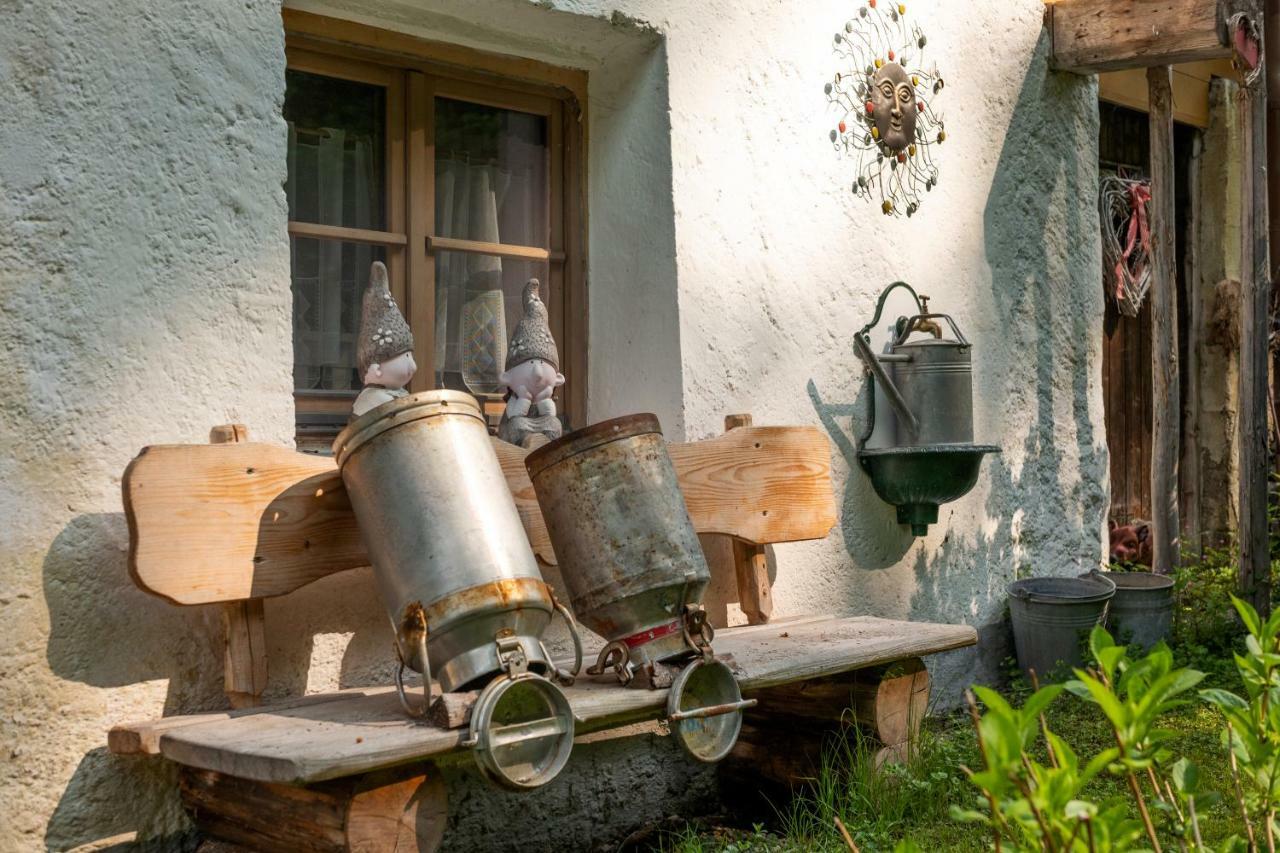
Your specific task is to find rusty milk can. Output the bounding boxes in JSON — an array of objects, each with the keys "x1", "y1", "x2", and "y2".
[
  {"x1": 335, "y1": 390, "x2": 581, "y2": 789},
  {"x1": 526, "y1": 414, "x2": 755, "y2": 762}
]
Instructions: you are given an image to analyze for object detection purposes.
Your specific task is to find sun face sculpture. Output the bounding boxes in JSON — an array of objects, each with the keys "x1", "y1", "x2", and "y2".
[{"x1": 827, "y1": 2, "x2": 945, "y2": 217}]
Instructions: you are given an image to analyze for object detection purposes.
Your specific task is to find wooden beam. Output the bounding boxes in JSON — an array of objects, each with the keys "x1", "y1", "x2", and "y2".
[
  {"x1": 1239, "y1": 36, "x2": 1272, "y2": 614},
  {"x1": 1148, "y1": 67, "x2": 1182, "y2": 574},
  {"x1": 1049, "y1": 0, "x2": 1242, "y2": 74},
  {"x1": 705, "y1": 414, "x2": 775, "y2": 625},
  {"x1": 209, "y1": 425, "x2": 269, "y2": 706}
]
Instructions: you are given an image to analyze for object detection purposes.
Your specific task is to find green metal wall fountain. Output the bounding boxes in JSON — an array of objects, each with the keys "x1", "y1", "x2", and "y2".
[{"x1": 852, "y1": 282, "x2": 1000, "y2": 536}]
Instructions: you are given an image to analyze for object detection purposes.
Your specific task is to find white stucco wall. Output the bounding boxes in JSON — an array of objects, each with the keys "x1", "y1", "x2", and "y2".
[{"x1": 0, "y1": 0, "x2": 1105, "y2": 848}]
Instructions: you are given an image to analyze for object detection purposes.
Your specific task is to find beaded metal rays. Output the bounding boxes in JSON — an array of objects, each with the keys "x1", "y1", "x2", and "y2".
[{"x1": 827, "y1": 1, "x2": 946, "y2": 217}]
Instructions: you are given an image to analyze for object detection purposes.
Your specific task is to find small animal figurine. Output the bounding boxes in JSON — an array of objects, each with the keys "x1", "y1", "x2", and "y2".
[
  {"x1": 497, "y1": 279, "x2": 565, "y2": 448},
  {"x1": 1108, "y1": 519, "x2": 1152, "y2": 567},
  {"x1": 352, "y1": 261, "x2": 416, "y2": 417}
]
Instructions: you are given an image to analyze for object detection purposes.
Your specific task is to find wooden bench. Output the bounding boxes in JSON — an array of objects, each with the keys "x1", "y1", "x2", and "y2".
[{"x1": 110, "y1": 414, "x2": 977, "y2": 852}]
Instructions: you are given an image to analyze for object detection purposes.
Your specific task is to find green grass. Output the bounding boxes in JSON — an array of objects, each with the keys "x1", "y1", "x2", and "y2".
[{"x1": 656, "y1": 648, "x2": 1248, "y2": 853}]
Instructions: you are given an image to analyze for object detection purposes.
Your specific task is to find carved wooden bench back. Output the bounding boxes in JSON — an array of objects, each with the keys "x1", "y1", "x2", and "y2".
[{"x1": 122, "y1": 415, "x2": 835, "y2": 705}]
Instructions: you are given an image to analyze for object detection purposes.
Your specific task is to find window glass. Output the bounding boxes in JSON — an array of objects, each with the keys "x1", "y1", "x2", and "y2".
[
  {"x1": 434, "y1": 98, "x2": 547, "y2": 248},
  {"x1": 433, "y1": 250, "x2": 551, "y2": 396},
  {"x1": 291, "y1": 237, "x2": 386, "y2": 392},
  {"x1": 285, "y1": 70, "x2": 387, "y2": 230}
]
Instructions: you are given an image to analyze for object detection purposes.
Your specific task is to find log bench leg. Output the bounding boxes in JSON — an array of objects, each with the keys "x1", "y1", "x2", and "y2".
[
  {"x1": 723, "y1": 657, "x2": 930, "y2": 785},
  {"x1": 181, "y1": 764, "x2": 447, "y2": 852}
]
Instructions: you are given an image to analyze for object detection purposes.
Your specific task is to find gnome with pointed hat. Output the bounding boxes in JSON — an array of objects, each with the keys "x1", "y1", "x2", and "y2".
[
  {"x1": 352, "y1": 261, "x2": 417, "y2": 417},
  {"x1": 497, "y1": 278, "x2": 565, "y2": 447}
]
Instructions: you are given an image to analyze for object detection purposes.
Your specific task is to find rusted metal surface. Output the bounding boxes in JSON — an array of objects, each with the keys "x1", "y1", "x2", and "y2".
[
  {"x1": 526, "y1": 414, "x2": 712, "y2": 671},
  {"x1": 335, "y1": 391, "x2": 556, "y2": 693}
]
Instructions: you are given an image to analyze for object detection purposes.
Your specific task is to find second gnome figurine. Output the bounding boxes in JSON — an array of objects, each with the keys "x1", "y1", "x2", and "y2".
[
  {"x1": 497, "y1": 279, "x2": 565, "y2": 448},
  {"x1": 352, "y1": 261, "x2": 416, "y2": 418}
]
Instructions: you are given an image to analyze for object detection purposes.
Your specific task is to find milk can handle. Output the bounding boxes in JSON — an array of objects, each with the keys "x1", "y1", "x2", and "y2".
[
  {"x1": 394, "y1": 632, "x2": 432, "y2": 719},
  {"x1": 547, "y1": 591, "x2": 584, "y2": 685}
]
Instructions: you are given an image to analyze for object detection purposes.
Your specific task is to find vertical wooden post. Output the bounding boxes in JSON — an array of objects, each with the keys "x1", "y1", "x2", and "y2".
[
  {"x1": 723, "y1": 414, "x2": 773, "y2": 625},
  {"x1": 1147, "y1": 66, "x2": 1181, "y2": 574},
  {"x1": 1239, "y1": 29, "x2": 1273, "y2": 615},
  {"x1": 209, "y1": 424, "x2": 269, "y2": 707}
]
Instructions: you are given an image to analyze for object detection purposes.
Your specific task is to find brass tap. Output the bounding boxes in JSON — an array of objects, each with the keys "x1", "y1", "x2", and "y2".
[{"x1": 913, "y1": 294, "x2": 942, "y2": 338}]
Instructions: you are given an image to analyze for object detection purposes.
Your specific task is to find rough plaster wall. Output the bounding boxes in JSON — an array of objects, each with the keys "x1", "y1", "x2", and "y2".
[
  {"x1": 0, "y1": 0, "x2": 1105, "y2": 848},
  {"x1": 0, "y1": 0, "x2": 295, "y2": 848}
]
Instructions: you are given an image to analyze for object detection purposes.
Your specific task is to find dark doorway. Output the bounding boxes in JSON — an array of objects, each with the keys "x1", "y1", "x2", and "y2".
[{"x1": 1098, "y1": 103, "x2": 1196, "y2": 525}]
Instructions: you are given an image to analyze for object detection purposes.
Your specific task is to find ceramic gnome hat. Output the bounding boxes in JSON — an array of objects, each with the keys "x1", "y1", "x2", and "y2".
[
  {"x1": 356, "y1": 261, "x2": 414, "y2": 377},
  {"x1": 505, "y1": 278, "x2": 558, "y2": 371}
]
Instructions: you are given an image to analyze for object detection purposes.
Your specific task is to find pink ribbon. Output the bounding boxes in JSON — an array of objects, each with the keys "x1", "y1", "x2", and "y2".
[{"x1": 1115, "y1": 182, "x2": 1151, "y2": 300}]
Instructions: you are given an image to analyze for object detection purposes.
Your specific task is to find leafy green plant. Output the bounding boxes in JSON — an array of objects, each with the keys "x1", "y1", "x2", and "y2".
[
  {"x1": 1201, "y1": 596, "x2": 1280, "y2": 853},
  {"x1": 956, "y1": 627, "x2": 1221, "y2": 851}
]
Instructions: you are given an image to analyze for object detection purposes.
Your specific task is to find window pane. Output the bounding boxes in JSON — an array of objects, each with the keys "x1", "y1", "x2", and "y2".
[
  {"x1": 433, "y1": 250, "x2": 551, "y2": 397},
  {"x1": 285, "y1": 70, "x2": 387, "y2": 231},
  {"x1": 434, "y1": 98, "x2": 548, "y2": 248},
  {"x1": 291, "y1": 237, "x2": 387, "y2": 392}
]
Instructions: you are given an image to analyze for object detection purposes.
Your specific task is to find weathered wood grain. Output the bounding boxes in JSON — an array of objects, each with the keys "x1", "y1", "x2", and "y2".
[
  {"x1": 124, "y1": 426, "x2": 834, "y2": 606},
  {"x1": 153, "y1": 616, "x2": 974, "y2": 784},
  {"x1": 1238, "y1": 61, "x2": 1271, "y2": 614},
  {"x1": 179, "y1": 764, "x2": 447, "y2": 853},
  {"x1": 1050, "y1": 0, "x2": 1241, "y2": 74},
  {"x1": 1148, "y1": 66, "x2": 1181, "y2": 575}
]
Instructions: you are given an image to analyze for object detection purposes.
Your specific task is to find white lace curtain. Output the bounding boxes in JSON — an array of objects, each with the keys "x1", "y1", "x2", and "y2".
[{"x1": 287, "y1": 126, "x2": 377, "y2": 391}]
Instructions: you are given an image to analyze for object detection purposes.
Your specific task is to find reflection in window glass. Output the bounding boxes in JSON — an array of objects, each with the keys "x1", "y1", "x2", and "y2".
[
  {"x1": 434, "y1": 98, "x2": 547, "y2": 248},
  {"x1": 433, "y1": 250, "x2": 550, "y2": 397},
  {"x1": 291, "y1": 237, "x2": 387, "y2": 392},
  {"x1": 285, "y1": 70, "x2": 386, "y2": 231}
]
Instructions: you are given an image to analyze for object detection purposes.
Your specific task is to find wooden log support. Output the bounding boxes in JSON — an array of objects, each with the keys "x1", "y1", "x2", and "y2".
[
  {"x1": 180, "y1": 765, "x2": 447, "y2": 853},
  {"x1": 727, "y1": 658, "x2": 930, "y2": 783},
  {"x1": 1148, "y1": 67, "x2": 1182, "y2": 575},
  {"x1": 209, "y1": 424, "x2": 269, "y2": 707},
  {"x1": 1238, "y1": 23, "x2": 1272, "y2": 615},
  {"x1": 1049, "y1": 0, "x2": 1246, "y2": 74}
]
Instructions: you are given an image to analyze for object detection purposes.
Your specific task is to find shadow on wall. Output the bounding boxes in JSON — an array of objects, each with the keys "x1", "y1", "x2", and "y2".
[
  {"x1": 808, "y1": 31, "x2": 1106, "y2": 702},
  {"x1": 41, "y1": 513, "x2": 397, "y2": 847}
]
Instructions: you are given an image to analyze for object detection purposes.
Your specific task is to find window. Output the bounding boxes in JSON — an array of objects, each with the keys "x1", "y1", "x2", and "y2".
[{"x1": 283, "y1": 13, "x2": 586, "y2": 450}]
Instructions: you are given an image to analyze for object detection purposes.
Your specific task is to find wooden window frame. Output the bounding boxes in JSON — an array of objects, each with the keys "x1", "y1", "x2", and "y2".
[{"x1": 283, "y1": 10, "x2": 588, "y2": 438}]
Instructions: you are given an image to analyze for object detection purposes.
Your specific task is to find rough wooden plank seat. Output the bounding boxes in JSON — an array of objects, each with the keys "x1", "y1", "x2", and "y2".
[
  {"x1": 112, "y1": 615, "x2": 974, "y2": 785},
  {"x1": 110, "y1": 414, "x2": 978, "y2": 852}
]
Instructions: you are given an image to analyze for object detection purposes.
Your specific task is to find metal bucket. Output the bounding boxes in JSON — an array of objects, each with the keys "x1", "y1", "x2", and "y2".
[
  {"x1": 525, "y1": 414, "x2": 711, "y2": 671},
  {"x1": 1092, "y1": 570, "x2": 1174, "y2": 651},
  {"x1": 1008, "y1": 575, "x2": 1116, "y2": 681},
  {"x1": 887, "y1": 335, "x2": 973, "y2": 447},
  {"x1": 335, "y1": 390, "x2": 561, "y2": 694}
]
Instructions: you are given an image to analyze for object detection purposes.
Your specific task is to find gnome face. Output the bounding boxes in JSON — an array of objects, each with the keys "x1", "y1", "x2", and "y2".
[
  {"x1": 364, "y1": 350, "x2": 416, "y2": 390},
  {"x1": 499, "y1": 357, "x2": 564, "y2": 404}
]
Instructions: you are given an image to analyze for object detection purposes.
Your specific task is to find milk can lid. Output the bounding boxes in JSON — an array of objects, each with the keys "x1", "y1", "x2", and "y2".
[
  {"x1": 333, "y1": 390, "x2": 483, "y2": 467},
  {"x1": 666, "y1": 658, "x2": 751, "y2": 764},
  {"x1": 525, "y1": 413, "x2": 662, "y2": 479},
  {"x1": 468, "y1": 673, "x2": 575, "y2": 790}
]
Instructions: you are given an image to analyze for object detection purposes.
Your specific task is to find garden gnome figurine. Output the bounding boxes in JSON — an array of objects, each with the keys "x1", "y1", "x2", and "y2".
[
  {"x1": 497, "y1": 278, "x2": 565, "y2": 447},
  {"x1": 352, "y1": 261, "x2": 416, "y2": 417}
]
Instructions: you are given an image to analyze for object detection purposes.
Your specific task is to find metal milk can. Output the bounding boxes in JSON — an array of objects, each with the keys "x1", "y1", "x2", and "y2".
[
  {"x1": 335, "y1": 390, "x2": 581, "y2": 789},
  {"x1": 525, "y1": 414, "x2": 755, "y2": 763},
  {"x1": 852, "y1": 294, "x2": 973, "y2": 447}
]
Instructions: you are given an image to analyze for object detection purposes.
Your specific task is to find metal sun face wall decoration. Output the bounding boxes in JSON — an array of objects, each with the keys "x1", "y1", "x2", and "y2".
[{"x1": 827, "y1": 1, "x2": 945, "y2": 217}]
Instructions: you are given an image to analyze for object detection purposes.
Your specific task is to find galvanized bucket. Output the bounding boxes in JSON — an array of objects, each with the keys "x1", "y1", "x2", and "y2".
[
  {"x1": 526, "y1": 414, "x2": 711, "y2": 671},
  {"x1": 1008, "y1": 575, "x2": 1116, "y2": 681},
  {"x1": 334, "y1": 391, "x2": 579, "y2": 695},
  {"x1": 1091, "y1": 570, "x2": 1174, "y2": 651}
]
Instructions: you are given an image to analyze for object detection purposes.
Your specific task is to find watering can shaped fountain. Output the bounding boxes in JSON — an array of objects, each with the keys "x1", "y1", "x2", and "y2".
[
  {"x1": 334, "y1": 390, "x2": 583, "y2": 790},
  {"x1": 526, "y1": 414, "x2": 756, "y2": 763},
  {"x1": 851, "y1": 282, "x2": 1000, "y2": 536}
]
